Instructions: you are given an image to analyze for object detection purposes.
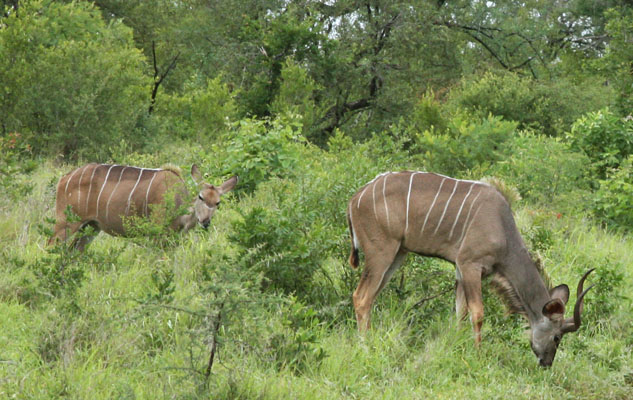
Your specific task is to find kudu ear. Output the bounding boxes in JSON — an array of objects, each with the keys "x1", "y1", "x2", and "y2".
[
  {"x1": 219, "y1": 175, "x2": 238, "y2": 195},
  {"x1": 549, "y1": 284, "x2": 570, "y2": 305},
  {"x1": 191, "y1": 164, "x2": 203, "y2": 184},
  {"x1": 542, "y1": 298, "x2": 566, "y2": 320}
]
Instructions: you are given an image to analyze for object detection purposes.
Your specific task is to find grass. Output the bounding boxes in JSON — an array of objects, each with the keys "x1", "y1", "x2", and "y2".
[{"x1": 0, "y1": 161, "x2": 632, "y2": 399}]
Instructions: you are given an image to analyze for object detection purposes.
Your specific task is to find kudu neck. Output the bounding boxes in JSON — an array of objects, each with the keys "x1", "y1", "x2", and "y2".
[{"x1": 501, "y1": 241, "x2": 551, "y2": 324}]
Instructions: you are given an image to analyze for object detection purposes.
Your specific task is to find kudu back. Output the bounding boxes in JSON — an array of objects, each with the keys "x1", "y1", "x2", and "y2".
[
  {"x1": 347, "y1": 171, "x2": 594, "y2": 367},
  {"x1": 49, "y1": 163, "x2": 237, "y2": 251}
]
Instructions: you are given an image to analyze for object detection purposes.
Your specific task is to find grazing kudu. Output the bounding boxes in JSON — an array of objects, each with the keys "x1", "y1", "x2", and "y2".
[
  {"x1": 49, "y1": 163, "x2": 237, "y2": 251},
  {"x1": 347, "y1": 171, "x2": 594, "y2": 367}
]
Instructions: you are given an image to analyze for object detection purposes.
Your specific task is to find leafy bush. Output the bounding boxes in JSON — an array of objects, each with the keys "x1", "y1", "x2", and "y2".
[
  {"x1": 491, "y1": 132, "x2": 591, "y2": 206},
  {"x1": 157, "y1": 76, "x2": 238, "y2": 141},
  {"x1": 0, "y1": 0, "x2": 147, "y2": 158},
  {"x1": 217, "y1": 115, "x2": 306, "y2": 193},
  {"x1": 446, "y1": 71, "x2": 608, "y2": 136},
  {"x1": 409, "y1": 113, "x2": 517, "y2": 176},
  {"x1": 270, "y1": 58, "x2": 324, "y2": 142},
  {"x1": 0, "y1": 132, "x2": 36, "y2": 201},
  {"x1": 593, "y1": 156, "x2": 633, "y2": 230},
  {"x1": 268, "y1": 297, "x2": 326, "y2": 373},
  {"x1": 567, "y1": 109, "x2": 633, "y2": 180}
]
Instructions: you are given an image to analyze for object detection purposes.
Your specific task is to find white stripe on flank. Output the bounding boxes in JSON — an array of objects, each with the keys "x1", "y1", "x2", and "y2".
[
  {"x1": 458, "y1": 189, "x2": 483, "y2": 244},
  {"x1": 357, "y1": 172, "x2": 390, "y2": 209},
  {"x1": 382, "y1": 173, "x2": 391, "y2": 230},
  {"x1": 106, "y1": 167, "x2": 128, "y2": 220},
  {"x1": 96, "y1": 165, "x2": 117, "y2": 218},
  {"x1": 372, "y1": 179, "x2": 379, "y2": 221},
  {"x1": 434, "y1": 179, "x2": 459, "y2": 235},
  {"x1": 144, "y1": 170, "x2": 160, "y2": 216},
  {"x1": 357, "y1": 184, "x2": 370, "y2": 209},
  {"x1": 126, "y1": 168, "x2": 145, "y2": 215},
  {"x1": 405, "y1": 172, "x2": 421, "y2": 233},
  {"x1": 449, "y1": 182, "x2": 475, "y2": 240},
  {"x1": 76, "y1": 165, "x2": 89, "y2": 210},
  {"x1": 460, "y1": 202, "x2": 484, "y2": 246},
  {"x1": 421, "y1": 177, "x2": 446, "y2": 234},
  {"x1": 85, "y1": 165, "x2": 100, "y2": 214},
  {"x1": 64, "y1": 166, "x2": 83, "y2": 197}
]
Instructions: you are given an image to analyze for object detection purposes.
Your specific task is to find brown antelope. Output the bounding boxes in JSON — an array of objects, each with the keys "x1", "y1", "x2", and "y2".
[
  {"x1": 49, "y1": 163, "x2": 237, "y2": 251},
  {"x1": 347, "y1": 171, "x2": 594, "y2": 367}
]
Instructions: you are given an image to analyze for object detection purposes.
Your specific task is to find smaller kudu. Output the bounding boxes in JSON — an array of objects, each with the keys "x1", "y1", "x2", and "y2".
[
  {"x1": 49, "y1": 163, "x2": 237, "y2": 251},
  {"x1": 347, "y1": 171, "x2": 595, "y2": 367}
]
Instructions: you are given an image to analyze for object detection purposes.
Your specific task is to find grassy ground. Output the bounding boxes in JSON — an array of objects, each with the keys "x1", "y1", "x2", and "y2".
[{"x1": 1, "y1": 161, "x2": 632, "y2": 399}]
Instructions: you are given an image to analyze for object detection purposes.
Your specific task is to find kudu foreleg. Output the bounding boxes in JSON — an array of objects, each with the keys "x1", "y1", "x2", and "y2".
[{"x1": 456, "y1": 263, "x2": 485, "y2": 346}]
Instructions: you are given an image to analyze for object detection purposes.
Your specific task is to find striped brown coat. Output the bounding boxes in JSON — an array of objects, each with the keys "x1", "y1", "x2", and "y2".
[
  {"x1": 347, "y1": 171, "x2": 594, "y2": 367},
  {"x1": 49, "y1": 163, "x2": 237, "y2": 251}
]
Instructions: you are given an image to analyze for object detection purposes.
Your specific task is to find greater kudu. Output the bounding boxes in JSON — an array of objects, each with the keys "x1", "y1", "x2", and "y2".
[
  {"x1": 49, "y1": 163, "x2": 237, "y2": 251},
  {"x1": 347, "y1": 171, "x2": 594, "y2": 367}
]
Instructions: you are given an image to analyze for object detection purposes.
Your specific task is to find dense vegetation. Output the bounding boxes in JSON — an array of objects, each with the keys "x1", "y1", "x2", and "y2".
[{"x1": 1, "y1": 0, "x2": 633, "y2": 398}]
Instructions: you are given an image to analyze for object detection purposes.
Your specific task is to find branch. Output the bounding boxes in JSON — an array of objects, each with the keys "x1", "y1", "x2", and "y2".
[
  {"x1": 409, "y1": 286, "x2": 453, "y2": 310},
  {"x1": 205, "y1": 301, "x2": 224, "y2": 381},
  {"x1": 148, "y1": 41, "x2": 180, "y2": 115}
]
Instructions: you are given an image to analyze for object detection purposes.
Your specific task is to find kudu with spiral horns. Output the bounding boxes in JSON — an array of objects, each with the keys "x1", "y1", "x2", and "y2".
[{"x1": 347, "y1": 171, "x2": 595, "y2": 367}]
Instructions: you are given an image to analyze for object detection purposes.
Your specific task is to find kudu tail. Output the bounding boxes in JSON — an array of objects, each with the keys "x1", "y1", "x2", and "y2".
[{"x1": 347, "y1": 208, "x2": 359, "y2": 269}]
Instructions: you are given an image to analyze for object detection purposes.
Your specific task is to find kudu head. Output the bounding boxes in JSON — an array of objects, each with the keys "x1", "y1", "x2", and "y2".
[
  {"x1": 529, "y1": 269, "x2": 595, "y2": 367},
  {"x1": 191, "y1": 165, "x2": 238, "y2": 229}
]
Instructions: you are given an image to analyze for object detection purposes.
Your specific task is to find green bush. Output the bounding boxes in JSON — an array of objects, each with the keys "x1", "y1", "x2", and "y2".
[
  {"x1": 0, "y1": 0, "x2": 148, "y2": 158},
  {"x1": 593, "y1": 156, "x2": 633, "y2": 230},
  {"x1": 567, "y1": 109, "x2": 633, "y2": 180},
  {"x1": 491, "y1": 132, "x2": 591, "y2": 206},
  {"x1": 157, "y1": 76, "x2": 238, "y2": 141},
  {"x1": 446, "y1": 71, "x2": 608, "y2": 136},
  {"x1": 0, "y1": 132, "x2": 36, "y2": 201},
  {"x1": 217, "y1": 115, "x2": 306, "y2": 193},
  {"x1": 409, "y1": 113, "x2": 517, "y2": 176}
]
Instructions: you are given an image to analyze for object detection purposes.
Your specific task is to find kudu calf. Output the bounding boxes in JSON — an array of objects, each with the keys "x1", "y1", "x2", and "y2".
[
  {"x1": 49, "y1": 163, "x2": 237, "y2": 251},
  {"x1": 347, "y1": 171, "x2": 594, "y2": 367}
]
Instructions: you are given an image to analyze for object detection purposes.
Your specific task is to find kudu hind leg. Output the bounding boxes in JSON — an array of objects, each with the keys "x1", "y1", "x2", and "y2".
[
  {"x1": 352, "y1": 242, "x2": 402, "y2": 332},
  {"x1": 456, "y1": 262, "x2": 485, "y2": 345}
]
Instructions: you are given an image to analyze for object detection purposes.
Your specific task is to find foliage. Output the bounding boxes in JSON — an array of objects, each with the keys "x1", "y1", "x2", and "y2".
[
  {"x1": 270, "y1": 58, "x2": 324, "y2": 142},
  {"x1": 0, "y1": 132, "x2": 36, "y2": 201},
  {"x1": 408, "y1": 113, "x2": 518, "y2": 176},
  {"x1": 593, "y1": 155, "x2": 633, "y2": 230},
  {"x1": 567, "y1": 109, "x2": 633, "y2": 180},
  {"x1": 0, "y1": 0, "x2": 148, "y2": 158},
  {"x1": 157, "y1": 76, "x2": 238, "y2": 141},
  {"x1": 268, "y1": 297, "x2": 326, "y2": 373},
  {"x1": 217, "y1": 115, "x2": 306, "y2": 193},
  {"x1": 445, "y1": 71, "x2": 608, "y2": 137},
  {"x1": 491, "y1": 132, "x2": 591, "y2": 206},
  {"x1": 597, "y1": 7, "x2": 633, "y2": 113}
]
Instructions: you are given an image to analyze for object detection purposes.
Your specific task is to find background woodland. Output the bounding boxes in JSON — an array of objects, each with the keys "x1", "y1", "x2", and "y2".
[{"x1": 1, "y1": 1, "x2": 633, "y2": 398}]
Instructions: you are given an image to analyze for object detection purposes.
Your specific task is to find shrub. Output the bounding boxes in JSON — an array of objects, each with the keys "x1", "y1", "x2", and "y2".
[
  {"x1": 0, "y1": 132, "x2": 36, "y2": 201},
  {"x1": 0, "y1": 0, "x2": 148, "y2": 158},
  {"x1": 157, "y1": 76, "x2": 238, "y2": 141},
  {"x1": 491, "y1": 132, "x2": 591, "y2": 206},
  {"x1": 593, "y1": 155, "x2": 633, "y2": 230},
  {"x1": 217, "y1": 115, "x2": 306, "y2": 194},
  {"x1": 446, "y1": 71, "x2": 609, "y2": 136},
  {"x1": 567, "y1": 109, "x2": 633, "y2": 180},
  {"x1": 409, "y1": 113, "x2": 517, "y2": 176}
]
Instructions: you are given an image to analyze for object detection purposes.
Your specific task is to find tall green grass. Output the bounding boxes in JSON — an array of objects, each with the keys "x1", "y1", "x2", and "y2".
[{"x1": 1, "y1": 159, "x2": 631, "y2": 399}]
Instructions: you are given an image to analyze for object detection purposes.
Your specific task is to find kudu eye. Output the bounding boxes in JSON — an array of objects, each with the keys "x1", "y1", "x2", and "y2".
[{"x1": 198, "y1": 194, "x2": 204, "y2": 201}]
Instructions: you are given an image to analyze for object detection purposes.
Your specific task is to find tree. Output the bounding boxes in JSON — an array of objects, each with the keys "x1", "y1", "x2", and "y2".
[{"x1": 0, "y1": 0, "x2": 148, "y2": 158}]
